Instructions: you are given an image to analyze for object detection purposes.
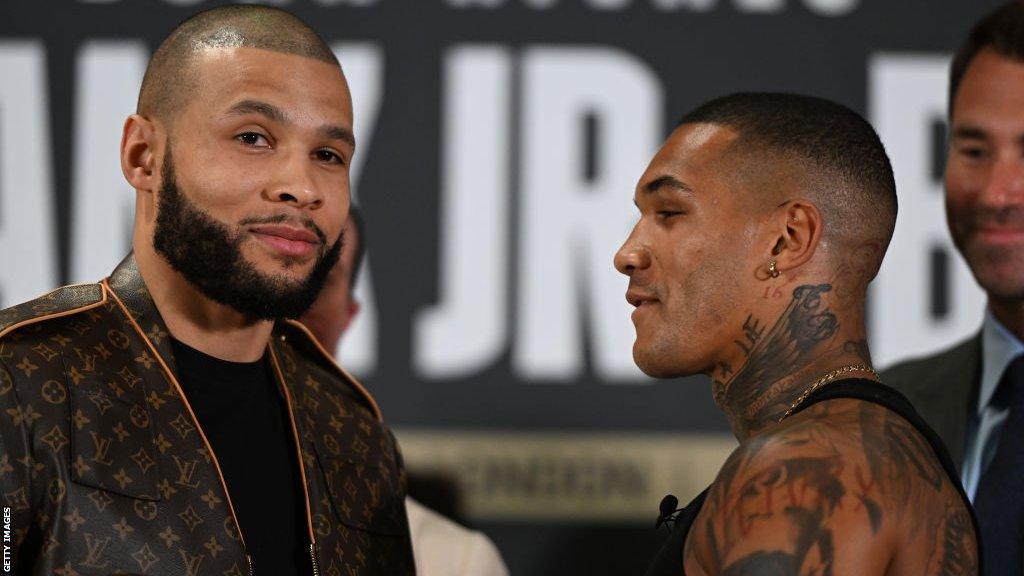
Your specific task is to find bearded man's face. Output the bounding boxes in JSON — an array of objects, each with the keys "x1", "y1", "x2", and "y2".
[
  {"x1": 147, "y1": 46, "x2": 355, "y2": 320},
  {"x1": 154, "y1": 148, "x2": 342, "y2": 321}
]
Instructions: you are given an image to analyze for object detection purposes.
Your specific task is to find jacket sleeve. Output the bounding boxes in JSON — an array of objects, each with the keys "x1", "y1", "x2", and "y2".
[{"x1": 0, "y1": 358, "x2": 34, "y2": 572}]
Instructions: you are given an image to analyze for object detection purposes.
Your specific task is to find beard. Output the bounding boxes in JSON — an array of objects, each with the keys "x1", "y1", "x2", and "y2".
[{"x1": 152, "y1": 149, "x2": 343, "y2": 321}]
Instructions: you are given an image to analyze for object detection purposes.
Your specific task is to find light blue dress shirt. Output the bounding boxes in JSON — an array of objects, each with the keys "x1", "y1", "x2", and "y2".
[{"x1": 961, "y1": 310, "x2": 1024, "y2": 502}]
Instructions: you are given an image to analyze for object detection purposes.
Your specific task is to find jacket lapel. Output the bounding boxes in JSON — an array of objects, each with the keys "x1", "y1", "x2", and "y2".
[
  {"x1": 913, "y1": 334, "x2": 981, "y2": 469},
  {"x1": 105, "y1": 252, "x2": 177, "y2": 372}
]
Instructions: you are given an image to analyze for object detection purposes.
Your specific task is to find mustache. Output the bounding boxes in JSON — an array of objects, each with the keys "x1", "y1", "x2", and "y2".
[{"x1": 239, "y1": 213, "x2": 328, "y2": 245}]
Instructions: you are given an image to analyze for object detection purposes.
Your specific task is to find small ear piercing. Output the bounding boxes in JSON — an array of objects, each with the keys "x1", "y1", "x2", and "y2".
[{"x1": 767, "y1": 259, "x2": 780, "y2": 278}]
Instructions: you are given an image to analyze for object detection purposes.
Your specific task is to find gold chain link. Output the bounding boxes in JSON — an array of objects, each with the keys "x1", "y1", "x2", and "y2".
[{"x1": 779, "y1": 364, "x2": 878, "y2": 422}]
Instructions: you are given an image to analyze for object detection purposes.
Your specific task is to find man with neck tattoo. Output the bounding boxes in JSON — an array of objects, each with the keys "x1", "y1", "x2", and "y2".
[
  {"x1": 617, "y1": 93, "x2": 979, "y2": 576},
  {"x1": 0, "y1": 5, "x2": 414, "y2": 574}
]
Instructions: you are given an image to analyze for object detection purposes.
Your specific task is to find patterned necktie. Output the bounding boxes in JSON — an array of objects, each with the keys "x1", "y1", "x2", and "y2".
[{"x1": 974, "y1": 354, "x2": 1024, "y2": 575}]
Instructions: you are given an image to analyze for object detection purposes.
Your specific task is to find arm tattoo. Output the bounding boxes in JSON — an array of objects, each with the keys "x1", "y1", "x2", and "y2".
[
  {"x1": 859, "y1": 404, "x2": 943, "y2": 511},
  {"x1": 936, "y1": 506, "x2": 974, "y2": 576},
  {"x1": 697, "y1": 419, "x2": 848, "y2": 576},
  {"x1": 694, "y1": 405, "x2": 978, "y2": 576}
]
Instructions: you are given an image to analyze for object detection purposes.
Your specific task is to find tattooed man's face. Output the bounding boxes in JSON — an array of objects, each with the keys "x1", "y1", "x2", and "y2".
[
  {"x1": 946, "y1": 48, "x2": 1024, "y2": 301},
  {"x1": 615, "y1": 123, "x2": 768, "y2": 377}
]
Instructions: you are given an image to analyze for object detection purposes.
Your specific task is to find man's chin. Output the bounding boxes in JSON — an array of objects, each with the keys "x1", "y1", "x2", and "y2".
[
  {"x1": 237, "y1": 249, "x2": 320, "y2": 284},
  {"x1": 632, "y1": 344, "x2": 694, "y2": 379},
  {"x1": 965, "y1": 249, "x2": 1024, "y2": 300},
  {"x1": 974, "y1": 271, "x2": 1024, "y2": 302}
]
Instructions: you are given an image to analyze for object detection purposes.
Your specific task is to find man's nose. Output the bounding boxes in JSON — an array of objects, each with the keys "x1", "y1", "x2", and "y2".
[
  {"x1": 614, "y1": 233, "x2": 651, "y2": 276},
  {"x1": 981, "y1": 155, "x2": 1024, "y2": 206},
  {"x1": 268, "y1": 154, "x2": 324, "y2": 209}
]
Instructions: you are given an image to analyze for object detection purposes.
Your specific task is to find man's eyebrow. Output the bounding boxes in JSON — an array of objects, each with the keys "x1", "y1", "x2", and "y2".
[
  {"x1": 225, "y1": 99, "x2": 287, "y2": 124},
  {"x1": 320, "y1": 125, "x2": 356, "y2": 149},
  {"x1": 950, "y1": 125, "x2": 989, "y2": 141},
  {"x1": 224, "y1": 99, "x2": 356, "y2": 149},
  {"x1": 643, "y1": 175, "x2": 693, "y2": 195}
]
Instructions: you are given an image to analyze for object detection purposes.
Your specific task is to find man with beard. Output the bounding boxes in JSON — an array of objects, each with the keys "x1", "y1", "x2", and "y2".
[
  {"x1": 617, "y1": 93, "x2": 979, "y2": 575},
  {"x1": 882, "y1": 3, "x2": 1024, "y2": 573},
  {"x1": 0, "y1": 5, "x2": 414, "y2": 575}
]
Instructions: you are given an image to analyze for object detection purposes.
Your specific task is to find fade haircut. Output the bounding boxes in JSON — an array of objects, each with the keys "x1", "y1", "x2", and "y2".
[
  {"x1": 949, "y1": 1, "x2": 1024, "y2": 115},
  {"x1": 679, "y1": 92, "x2": 897, "y2": 280},
  {"x1": 138, "y1": 4, "x2": 339, "y2": 121}
]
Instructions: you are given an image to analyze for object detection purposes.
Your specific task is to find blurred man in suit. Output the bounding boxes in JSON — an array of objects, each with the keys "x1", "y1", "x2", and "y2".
[
  {"x1": 882, "y1": 2, "x2": 1024, "y2": 573},
  {"x1": 300, "y1": 206, "x2": 510, "y2": 576}
]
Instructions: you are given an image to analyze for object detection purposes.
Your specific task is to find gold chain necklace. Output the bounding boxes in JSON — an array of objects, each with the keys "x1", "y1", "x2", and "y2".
[{"x1": 779, "y1": 364, "x2": 878, "y2": 422}]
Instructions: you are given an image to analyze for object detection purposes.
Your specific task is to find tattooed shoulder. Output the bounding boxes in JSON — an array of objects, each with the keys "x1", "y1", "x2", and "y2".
[
  {"x1": 854, "y1": 401, "x2": 977, "y2": 576},
  {"x1": 686, "y1": 400, "x2": 977, "y2": 575}
]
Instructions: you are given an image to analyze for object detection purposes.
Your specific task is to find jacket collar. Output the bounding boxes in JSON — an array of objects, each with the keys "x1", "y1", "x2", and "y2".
[
  {"x1": 103, "y1": 252, "x2": 382, "y2": 421},
  {"x1": 978, "y1": 311, "x2": 1024, "y2": 415},
  {"x1": 105, "y1": 252, "x2": 177, "y2": 370},
  {"x1": 916, "y1": 333, "x2": 983, "y2": 469}
]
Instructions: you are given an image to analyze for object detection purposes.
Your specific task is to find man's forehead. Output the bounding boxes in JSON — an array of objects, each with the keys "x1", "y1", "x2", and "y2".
[
  {"x1": 676, "y1": 122, "x2": 736, "y2": 149},
  {"x1": 190, "y1": 47, "x2": 351, "y2": 119},
  {"x1": 661, "y1": 123, "x2": 739, "y2": 164},
  {"x1": 952, "y1": 49, "x2": 1024, "y2": 131},
  {"x1": 193, "y1": 45, "x2": 344, "y2": 83},
  {"x1": 637, "y1": 123, "x2": 740, "y2": 191}
]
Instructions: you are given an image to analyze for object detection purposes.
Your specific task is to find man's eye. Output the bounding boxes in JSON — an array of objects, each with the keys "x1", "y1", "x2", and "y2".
[
  {"x1": 236, "y1": 132, "x2": 269, "y2": 147},
  {"x1": 315, "y1": 149, "x2": 344, "y2": 164},
  {"x1": 657, "y1": 211, "x2": 683, "y2": 220},
  {"x1": 958, "y1": 146, "x2": 987, "y2": 159}
]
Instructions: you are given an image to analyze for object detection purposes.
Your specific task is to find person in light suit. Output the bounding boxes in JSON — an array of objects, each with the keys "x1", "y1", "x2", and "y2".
[{"x1": 301, "y1": 206, "x2": 511, "y2": 576}]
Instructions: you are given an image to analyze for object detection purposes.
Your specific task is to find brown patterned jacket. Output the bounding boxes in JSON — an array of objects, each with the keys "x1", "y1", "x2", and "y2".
[{"x1": 0, "y1": 254, "x2": 415, "y2": 575}]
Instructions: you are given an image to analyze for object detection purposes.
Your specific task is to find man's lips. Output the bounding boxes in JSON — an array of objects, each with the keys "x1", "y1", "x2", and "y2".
[
  {"x1": 974, "y1": 227, "x2": 1024, "y2": 244},
  {"x1": 250, "y1": 225, "x2": 321, "y2": 258},
  {"x1": 626, "y1": 288, "x2": 660, "y2": 308}
]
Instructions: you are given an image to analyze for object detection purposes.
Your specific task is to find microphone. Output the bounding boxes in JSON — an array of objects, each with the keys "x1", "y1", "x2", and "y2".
[{"x1": 655, "y1": 494, "x2": 682, "y2": 530}]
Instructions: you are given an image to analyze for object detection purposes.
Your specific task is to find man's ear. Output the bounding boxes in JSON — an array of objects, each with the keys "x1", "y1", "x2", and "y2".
[
  {"x1": 340, "y1": 298, "x2": 361, "y2": 334},
  {"x1": 767, "y1": 200, "x2": 822, "y2": 276},
  {"x1": 121, "y1": 114, "x2": 161, "y2": 193}
]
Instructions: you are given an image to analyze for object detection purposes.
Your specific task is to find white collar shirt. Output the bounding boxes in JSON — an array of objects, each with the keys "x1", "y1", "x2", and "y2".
[{"x1": 961, "y1": 309, "x2": 1024, "y2": 501}]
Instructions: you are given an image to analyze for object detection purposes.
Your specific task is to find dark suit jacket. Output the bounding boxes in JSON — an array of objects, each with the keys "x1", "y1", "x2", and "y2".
[{"x1": 881, "y1": 333, "x2": 982, "y2": 473}]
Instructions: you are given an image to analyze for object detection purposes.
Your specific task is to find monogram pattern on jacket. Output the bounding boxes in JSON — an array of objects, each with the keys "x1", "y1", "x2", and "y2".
[{"x1": 0, "y1": 255, "x2": 415, "y2": 575}]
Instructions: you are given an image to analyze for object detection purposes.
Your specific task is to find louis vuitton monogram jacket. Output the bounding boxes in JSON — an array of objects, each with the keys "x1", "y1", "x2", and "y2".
[{"x1": 0, "y1": 254, "x2": 416, "y2": 575}]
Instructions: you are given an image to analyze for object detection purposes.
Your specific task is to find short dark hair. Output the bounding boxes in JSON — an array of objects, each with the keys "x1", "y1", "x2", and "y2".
[
  {"x1": 678, "y1": 92, "x2": 897, "y2": 277},
  {"x1": 950, "y1": 1, "x2": 1024, "y2": 115},
  {"x1": 346, "y1": 205, "x2": 367, "y2": 289},
  {"x1": 139, "y1": 4, "x2": 339, "y2": 121}
]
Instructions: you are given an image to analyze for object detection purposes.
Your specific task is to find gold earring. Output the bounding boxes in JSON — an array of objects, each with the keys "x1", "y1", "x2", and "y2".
[{"x1": 768, "y1": 259, "x2": 780, "y2": 278}]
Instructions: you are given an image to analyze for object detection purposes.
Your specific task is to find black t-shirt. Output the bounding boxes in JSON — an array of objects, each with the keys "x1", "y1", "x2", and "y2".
[{"x1": 171, "y1": 338, "x2": 311, "y2": 575}]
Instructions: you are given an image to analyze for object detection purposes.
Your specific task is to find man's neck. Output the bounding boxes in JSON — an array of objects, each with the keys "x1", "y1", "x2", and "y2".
[
  {"x1": 988, "y1": 296, "x2": 1024, "y2": 343},
  {"x1": 134, "y1": 246, "x2": 274, "y2": 363},
  {"x1": 710, "y1": 283, "x2": 875, "y2": 441}
]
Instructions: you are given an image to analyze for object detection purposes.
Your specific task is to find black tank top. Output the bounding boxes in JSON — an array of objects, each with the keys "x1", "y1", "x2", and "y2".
[{"x1": 643, "y1": 378, "x2": 981, "y2": 576}]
